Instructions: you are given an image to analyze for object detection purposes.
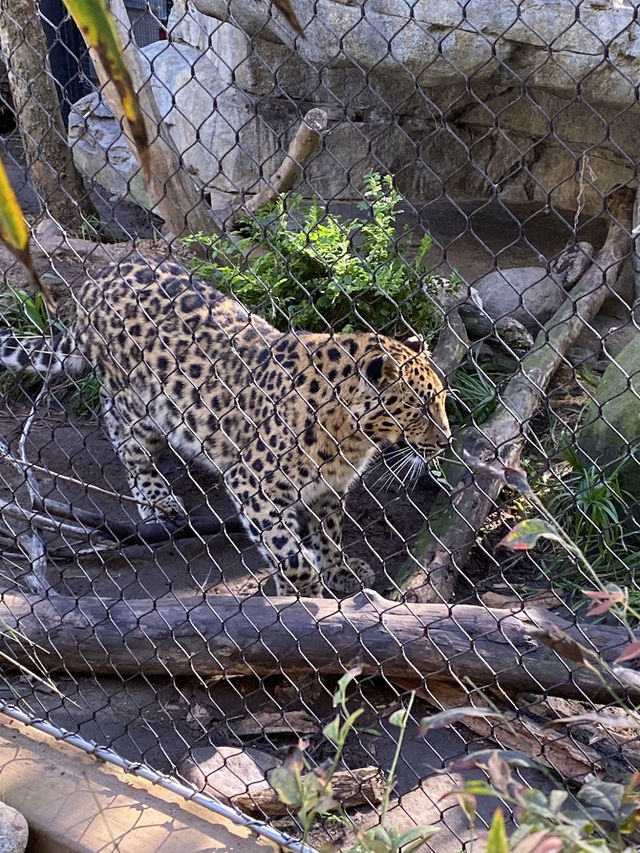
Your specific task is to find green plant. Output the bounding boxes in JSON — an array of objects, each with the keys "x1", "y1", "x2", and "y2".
[
  {"x1": 451, "y1": 752, "x2": 640, "y2": 852},
  {"x1": 448, "y1": 363, "x2": 506, "y2": 425},
  {"x1": 270, "y1": 667, "x2": 439, "y2": 852},
  {"x1": 530, "y1": 449, "x2": 640, "y2": 597},
  {"x1": 0, "y1": 287, "x2": 58, "y2": 399},
  {"x1": 0, "y1": 286, "x2": 56, "y2": 335},
  {"x1": 70, "y1": 374, "x2": 102, "y2": 418},
  {"x1": 74, "y1": 212, "x2": 119, "y2": 243},
  {"x1": 184, "y1": 173, "x2": 459, "y2": 341}
]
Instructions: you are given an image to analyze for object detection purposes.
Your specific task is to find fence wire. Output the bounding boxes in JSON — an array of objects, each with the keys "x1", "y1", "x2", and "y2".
[{"x1": 0, "y1": 1, "x2": 639, "y2": 850}]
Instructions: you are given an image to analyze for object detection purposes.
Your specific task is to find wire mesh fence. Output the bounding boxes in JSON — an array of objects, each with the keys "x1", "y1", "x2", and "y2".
[{"x1": 0, "y1": 0, "x2": 639, "y2": 850}]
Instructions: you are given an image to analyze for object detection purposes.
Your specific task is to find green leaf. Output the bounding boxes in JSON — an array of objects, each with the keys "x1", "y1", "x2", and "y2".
[
  {"x1": 0, "y1": 157, "x2": 28, "y2": 251},
  {"x1": 388, "y1": 707, "x2": 411, "y2": 728},
  {"x1": 322, "y1": 715, "x2": 342, "y2": 745},
  {"x1": 333, "y1": 663, "x2": 362, "y2": 708},
  {"x1": 499, "y1": 518, "x2": 565, "y2": 551},
  {"x1": 458, "y1": 779, "x2": 498, "y2": 797},
  {"x1": 548, "y1": 789, "x2": 569, "y2": 814},
  {"x1": 418, "y1": 706, "x2": 502, "y2": 735},
  {"x1": 356, "y1": 826, "x2": 392, "y2": 853},
  {"x1": 0, "y1": 157, "x2": 53, "y2": 312},
  {"x1": 486, "y1": 808, "x2": 509, "y2": 853},
  {"x1": 269, "y1": 765, "x2": 302, "y2": 807},
  {"x1": 578, "y1": 781, "x2": 624, "y2": 819},
  {"x1": 395, "y1": 825, "x2": 440, "y2": 851}
]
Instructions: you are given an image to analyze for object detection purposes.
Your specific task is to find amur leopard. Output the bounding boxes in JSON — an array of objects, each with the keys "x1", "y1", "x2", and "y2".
[{"x1": 0, "y1": 259, "x2": 451, "y2": 596}]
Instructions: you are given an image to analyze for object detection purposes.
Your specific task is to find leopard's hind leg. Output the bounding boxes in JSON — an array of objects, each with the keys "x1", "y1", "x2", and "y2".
[{"x1": 102, "y1": 392, "x2": 185, "y2": 522}]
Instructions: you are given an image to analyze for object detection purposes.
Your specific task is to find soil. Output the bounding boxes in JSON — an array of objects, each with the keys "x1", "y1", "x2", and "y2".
[{"x1": 0, "y1": 127, "x2": 628, "y2": 850}]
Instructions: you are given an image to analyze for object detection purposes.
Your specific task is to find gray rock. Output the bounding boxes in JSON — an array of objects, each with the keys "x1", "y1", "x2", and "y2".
[
  {"x1": 178, "y1": 744, "x2": 279, "y2": 803},
  {"x1": 472, "y1": 268, "x2": 571, "y2": 332},
  {"x1": 471, "y1": 242, "x2": 593, "y2": 332},
  {"x1": 0, "y1": 803, "x2": 28, "y2": 853},
  {"x1": 182, "y1": 0, "x2": 640, "y2": 212},
  {"x1": 70, "y1": 1, "x2": 640, "y2": 212},
  {"x1": 577, "y1": 334, "x2": 640, "y2": 502},
  {"x1": 575, "y1": 313, "x2": 640, "y2": 361},
  {"x1": 69, "y1": 41, "x2": 281, "y2": 210}
]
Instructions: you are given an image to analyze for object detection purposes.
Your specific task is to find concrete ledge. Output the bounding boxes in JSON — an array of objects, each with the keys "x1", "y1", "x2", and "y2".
[{"x1": 0, "y1": 716, "x2": 278, "y2": 853}]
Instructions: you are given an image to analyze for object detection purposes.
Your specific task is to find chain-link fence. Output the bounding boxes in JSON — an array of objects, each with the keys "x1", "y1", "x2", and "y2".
[{"x1": 0, "y1": 0, "x2": 638, "y2": 850}]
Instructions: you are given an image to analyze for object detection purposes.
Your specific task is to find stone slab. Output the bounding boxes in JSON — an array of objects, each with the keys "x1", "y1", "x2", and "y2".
[{"x1": 0, "y1": 716, "x2": 277, "y2": 853}]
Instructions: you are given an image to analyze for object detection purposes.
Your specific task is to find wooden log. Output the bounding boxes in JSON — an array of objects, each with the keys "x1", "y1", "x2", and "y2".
[
  {"x1": 235, "y1": 767, "x2": 387, "y2": 816},
  {"x1": 240, "y1": 109, "x2": 328, "y2": 218},
  {"x1": 431, "y1": 306, "x2": 469, "y2": 377},
  {"x1": 400, "y1": 186, "x2": 635, "y2": 602},
  {"x1": 0, "y1": 588, "x2": 637, "y2": 704}
]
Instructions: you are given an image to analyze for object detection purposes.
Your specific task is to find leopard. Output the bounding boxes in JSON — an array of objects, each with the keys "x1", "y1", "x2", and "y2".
[{"x1": 0, "y1": 258, "x2": 451, "y2": 596}]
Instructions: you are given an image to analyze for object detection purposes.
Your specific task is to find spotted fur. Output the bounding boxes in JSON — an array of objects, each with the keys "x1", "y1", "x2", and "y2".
[{"x1": 0, "y1": 259, "x2": 451, "y2": 596}]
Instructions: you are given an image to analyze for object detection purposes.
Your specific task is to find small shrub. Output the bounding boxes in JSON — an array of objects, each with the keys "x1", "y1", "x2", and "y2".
[
  {"x1": 448, "y1": 363, "x2": 507, "y2": 426},
  {"x1": 533, "y1": 449, "x2": 640, "y2": 597},
  {"x1": 185, "y1": 173, "x2": 459, "y2": 342}
]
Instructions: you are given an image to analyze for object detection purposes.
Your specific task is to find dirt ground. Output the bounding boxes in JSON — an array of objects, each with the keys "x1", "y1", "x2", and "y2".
[{"x1": 0, "y1": 128, "x2": 631, "y2": 850}]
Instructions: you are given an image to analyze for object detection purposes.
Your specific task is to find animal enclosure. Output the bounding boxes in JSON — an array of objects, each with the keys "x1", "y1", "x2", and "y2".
[{"x1": 0, "y1": 1, "x2": 639, "y2": 851}]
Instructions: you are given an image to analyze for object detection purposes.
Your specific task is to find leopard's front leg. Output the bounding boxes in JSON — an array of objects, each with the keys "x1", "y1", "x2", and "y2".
[
  {"x1": 225, "y1": 466, "x2": 323, "y2": 596},
  {"x1": 302, "y1": 490, "x2": 375, "y2": 593}
]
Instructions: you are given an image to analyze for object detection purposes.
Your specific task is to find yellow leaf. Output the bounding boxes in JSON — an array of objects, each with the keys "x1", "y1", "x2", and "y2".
[
  {"x1": 63, "y1": 0, "x2": 150, "y2": 178},
  {"x1": 0, "y1": 157, "x2": 54, "y2": 312},
  {"x1": 0, "y1": 155, "x2": 28, "y2": 251}
]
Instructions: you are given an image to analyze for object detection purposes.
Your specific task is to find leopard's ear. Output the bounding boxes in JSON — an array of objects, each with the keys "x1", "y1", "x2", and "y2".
[
  {"x1": 365, "y1": 351, "x2": 400, "y2": 386},
  {"x1": 404, "y1": 335, "x2": 424, "y2": 354}
]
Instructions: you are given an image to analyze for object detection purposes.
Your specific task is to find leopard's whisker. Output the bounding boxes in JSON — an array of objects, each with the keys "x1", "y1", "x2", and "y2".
[{"x1": 371, "y1": 447, "x2": 417, "y2": 491}]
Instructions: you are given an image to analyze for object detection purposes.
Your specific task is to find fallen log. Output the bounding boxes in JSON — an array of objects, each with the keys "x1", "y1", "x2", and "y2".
[
  {"x1": 239, "y1": 109, "x2": 328, "y2": 218},
  {"x1": 235, "y1": 767, "x2": 386, "y2": 816},
  {"x1": 400, "y1": 186, "x2": 635, "y2": 602},
  {"x1": 0, "y1": 588, "x2": 637, "y2": 704}
]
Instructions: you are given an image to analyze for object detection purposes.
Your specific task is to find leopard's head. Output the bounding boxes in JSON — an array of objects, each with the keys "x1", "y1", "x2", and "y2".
[{"x1": 361, "y1": 338, "x2": 451, "y2": 462}]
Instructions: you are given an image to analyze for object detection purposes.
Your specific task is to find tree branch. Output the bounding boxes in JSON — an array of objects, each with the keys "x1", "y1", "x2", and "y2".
[{"x1": 399, "y1": 186, "x2": 635, "y2": 603}]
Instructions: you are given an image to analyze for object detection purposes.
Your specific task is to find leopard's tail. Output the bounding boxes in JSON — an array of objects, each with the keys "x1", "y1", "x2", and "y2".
[{"x1": 0, "y1": 330, "x2": 87, "y2": 375}]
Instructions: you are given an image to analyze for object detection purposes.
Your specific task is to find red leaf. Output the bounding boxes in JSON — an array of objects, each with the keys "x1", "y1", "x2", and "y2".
[
  {"x1": 584, "y1": 587, "x2": 626, "y2": 616},
  {"x1": 616, "y1": 639, "x2": 640, "y2": 663}
]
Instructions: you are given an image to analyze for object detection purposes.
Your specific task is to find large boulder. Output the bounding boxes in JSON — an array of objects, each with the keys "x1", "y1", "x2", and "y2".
[
  {"x1": 472, "y1": 242, "x2": 593, "y2": 332},
  {"x1": 181, "y1": 0, "x2": 639, "y2": 212},
  {"x1": 577, "y1": 335, "x2": 640, "y2": 503},
  {"x1": 69, "y1": 1, "x2": 640, "y2": 212},
  {"x1": 69, "y1": 41, "x2": 284, "y2": 210},
  {"x1": 473, "y1": 268, "x2": 571, "y2": 332}
]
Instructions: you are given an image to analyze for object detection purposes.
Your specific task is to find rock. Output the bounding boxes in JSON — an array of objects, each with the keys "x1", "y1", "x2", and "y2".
[
  {"x1": 70, "y1": 0, "x2": 640, "y2": 213},
  {"x1": 472, "y1": 267, "x2": 571, "y2": 332},
  {"x1": 577, "y1": 334, "x2": 640, "y2": 502},
  {"x1": 0, "y1": 803, "x2": 28, "y2": 853},
  {"x1": 178, "y1": 744, "x2": 279, "y2": 804},
  {"x1": 181, "y1": 0, "x2": 639, "y2": 212},
  {"x1": 69, "y1": 42, "x2": 282, "y2": 211},
  {"x1": 574, "y1": 313, "x2": 640, "y2": 361}
]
